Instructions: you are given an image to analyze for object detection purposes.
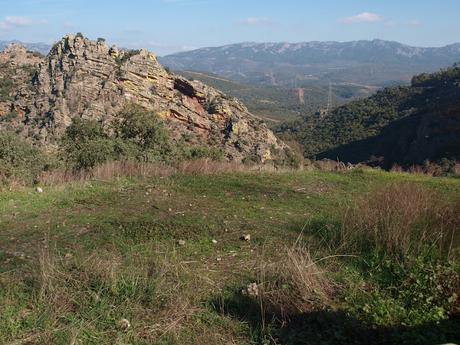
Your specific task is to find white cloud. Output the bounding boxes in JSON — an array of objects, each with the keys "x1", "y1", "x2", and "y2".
[
  {"x1": 0, "y1": 16, "x2": 47, "y2": 30},
  {"x1": 340, "y1": 12, "x2": 383, "y2": 24},
  {"x1": 408, "y1": 20, "x2": 422, "y2": 26},
  {"x1": 241, "y1": 17, "x2": 271, "y2": 26}
]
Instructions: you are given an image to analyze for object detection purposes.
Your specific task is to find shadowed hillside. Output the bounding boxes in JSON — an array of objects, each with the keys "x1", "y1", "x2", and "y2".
[{"x1": 276, "y1": 63, "x2": 460, "y2": 168}]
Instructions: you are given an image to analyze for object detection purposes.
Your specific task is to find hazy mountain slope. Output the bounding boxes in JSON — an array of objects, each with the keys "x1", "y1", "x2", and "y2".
[
  {"x1": 276, "y1": 64, "x2": 460, "y2": 167},
  {"x1": 0, "y1": 40, "x2": 50, "y2": 55},
  {"x1": 159, "y1": 40, "x2": 460, "y2": 87}
]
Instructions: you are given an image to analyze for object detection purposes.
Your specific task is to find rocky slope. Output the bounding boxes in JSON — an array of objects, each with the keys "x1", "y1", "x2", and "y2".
[
  {"x1": 0, "y1": 44, "x2": 42, "y2": 117},
  {"x1": 0, "y1": 35, "x2": 288, "y2": 163}
]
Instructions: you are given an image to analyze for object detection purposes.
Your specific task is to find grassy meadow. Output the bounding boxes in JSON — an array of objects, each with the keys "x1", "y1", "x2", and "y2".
[{"x1": 0, "y1": 166, "x2": 459, "y2": 344}]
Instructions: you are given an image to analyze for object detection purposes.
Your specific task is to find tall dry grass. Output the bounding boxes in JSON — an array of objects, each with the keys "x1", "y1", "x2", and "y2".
[
  {"x1": 36, "y1": 159, "x2": 285, "y2": 186},
  {"x1": 256, "y1": 244, "x2": 334, "y2": 322},
  {"x1": 38, "y1": 161, "x2": 176, "y2": 185},
  {"x1": 340, "y1": 183, "x2": 459, "y2": 258}
]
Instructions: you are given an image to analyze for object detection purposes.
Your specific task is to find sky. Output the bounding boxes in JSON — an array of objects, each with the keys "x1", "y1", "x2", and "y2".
[{"x1": 0, "y1": 0, "x2": 459, "y2": 55}]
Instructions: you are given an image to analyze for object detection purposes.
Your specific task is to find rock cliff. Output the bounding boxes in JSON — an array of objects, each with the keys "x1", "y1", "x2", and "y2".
[{"x1": 0, "y1": 35, "x2": 287, "y2": 163}]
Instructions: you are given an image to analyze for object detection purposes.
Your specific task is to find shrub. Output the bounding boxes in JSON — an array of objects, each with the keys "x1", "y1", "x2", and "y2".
[
  {"x1": 61, "y1": 118, "x2": 116, "y2": 170},
  {"x1": 347, "y1": 256, "x2": 459, "y2": 327},
  {"x1": 338, "y1": 184, "x2": 460, "y2": 328},
  {"x1": 60, "y1": 106, "x2": 225, "y2": 171},
  {"x1": 113, "y1": 104, "x2": 176, "y2": 162},
  {"x1": 179, "y1": 144, "x2": 224, "y2": 161},
  {"x1": 0, "y1": 75, "x2": 14, "y2": 102},
  {"x1": 0, "y1": 131, "x2": 49, "y2": 184}
]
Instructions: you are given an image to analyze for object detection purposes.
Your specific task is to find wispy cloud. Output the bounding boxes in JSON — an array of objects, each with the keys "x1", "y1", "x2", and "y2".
[
  {"x1": 408, "y1": 20, "x2": 422, "y2": 27},
  {"x1": 241, "y1": 17, "x2": 271, "y2": 26},
  {"x1": 0, "y1": 16, "x2": 47, "y2": 30},
  {"x1": 340, "y1": 12, "x2": 383, "y2": 24}
]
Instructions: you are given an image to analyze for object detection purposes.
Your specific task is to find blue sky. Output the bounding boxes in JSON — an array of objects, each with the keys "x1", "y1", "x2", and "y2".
[{"x1": 0, "y1": 0, "x2": 459, "y2": 55}]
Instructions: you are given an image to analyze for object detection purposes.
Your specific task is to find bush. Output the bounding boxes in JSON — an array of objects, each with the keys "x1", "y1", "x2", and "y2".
[
  {"x1": 347, "y1": 256, "x2": 459, "y2": 327},
  {"x1": 60, "y1": 105, "x2": 225, "y2": 171},
  {"x1": 337, "y1": 184, "x2": 460, "y2": 328},
  {"x1": 0, "y1": 75, "x2": 14, "y2": 102},
  {"x1": 61, "y1": 118, "x2": 116, "y2": 170},
  {"x1": 113, "y1": 105, "x2": 176, "y2": 162},
  {"x1": 0, "y1": 132, "x2": 49, "y2": 184}
]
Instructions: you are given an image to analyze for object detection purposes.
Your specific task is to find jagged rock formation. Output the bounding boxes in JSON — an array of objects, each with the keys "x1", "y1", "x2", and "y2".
[
  {"x1": 0, "y1": 44, "x2": 42, "y2": 117},
  {"x1": 1, "y1": 35, "x2": 288, "y2": 163}
]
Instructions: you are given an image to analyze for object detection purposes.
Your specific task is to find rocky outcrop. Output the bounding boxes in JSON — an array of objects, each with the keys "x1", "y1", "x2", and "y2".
[
  {"x1": 1, "y1": 35, "x2": 288, "y2": 163},
  {"x1": 0, "y1": 44, "x2": 42, "y2": 119}
]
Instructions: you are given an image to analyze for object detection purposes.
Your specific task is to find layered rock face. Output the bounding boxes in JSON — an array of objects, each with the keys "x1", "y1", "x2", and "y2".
[{"x1": 1, "y1": 35, "x2": 287, "y2": 162}]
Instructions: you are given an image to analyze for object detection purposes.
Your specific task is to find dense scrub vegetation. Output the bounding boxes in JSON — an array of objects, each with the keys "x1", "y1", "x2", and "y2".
[
  {"x1": 275, "y1": 64, "x2": 460, "y2": 169},
  {"x1": 0, "y1": 63, "x2": 14, "y2": 102},
  {"x1": 0, "y1": 105, "x2": 280, "y2": 184},
  {"x1": 60, "y1": 105, "x2": 226, "y2": 171},
  {"x1": 0, "y1": 132, "x2": 55, "y2": 184}
]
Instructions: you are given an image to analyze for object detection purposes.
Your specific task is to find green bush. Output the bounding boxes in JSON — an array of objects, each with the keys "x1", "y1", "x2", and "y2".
[
  {"x1": 61, "y1": 118, "x2": 116, "y2": 170},
  {"x1": 60, "y1": 106, "x2": 227, "y2": 171},
  {"x1": 0, "y1": 132, "x2": 48, "y2": 184},
  {"x1": 113, "y1": 105, "x2": 176, "y2": 162},
  {"x1": 347, "y1": 256, "x2": 459, "y2": 327}
]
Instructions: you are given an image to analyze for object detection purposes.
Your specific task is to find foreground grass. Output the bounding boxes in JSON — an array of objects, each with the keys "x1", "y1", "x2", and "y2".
[{"x1": 0, "y1": 169, "x2": 459, "y2": 344}]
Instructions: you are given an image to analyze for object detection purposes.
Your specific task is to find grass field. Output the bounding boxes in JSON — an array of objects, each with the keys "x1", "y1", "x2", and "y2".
[{"x1": 1, "y1": 168, "x2": 459, "y2": 344}]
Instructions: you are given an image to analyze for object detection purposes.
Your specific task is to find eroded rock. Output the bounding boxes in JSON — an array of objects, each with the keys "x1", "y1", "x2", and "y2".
[{"x1": 1, "y1": 35, "x2": 288, "y2": 163}]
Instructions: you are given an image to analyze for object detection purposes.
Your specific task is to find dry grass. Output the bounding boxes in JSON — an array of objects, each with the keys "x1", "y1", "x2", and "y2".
[
  {"x1": 453, "y1": 163, "x2": 460, "y2": 175},
  {"x1": 257, "y1": 243, "x2": 334, "y2": 322},
  {"x1": 176, "y1": 159, "x2": 250, "y2": 174},
  {"x1": 32, "y1": 242, "x2": 214, "y2": 343},
  {"x1": 341, "y1": 183, "x2": 459, "y2": 257},
  {"x1": 39, "y1": 161, "x2": 176, "y2": 185},
  {"x1": 37, "y1": 159, "x2": 293, "y2": 187}
]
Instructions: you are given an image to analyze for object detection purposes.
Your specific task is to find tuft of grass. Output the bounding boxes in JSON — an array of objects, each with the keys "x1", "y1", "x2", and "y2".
[{"x1": 257, "y1": 243, "x2": 334, "y2": 322}]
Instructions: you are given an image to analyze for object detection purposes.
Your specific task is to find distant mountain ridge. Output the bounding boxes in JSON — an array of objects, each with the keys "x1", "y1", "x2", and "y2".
[
  {"x1": 0, "y1": 40, "x2": 51, "y2": 55},
  {"x1": 159, "y1": 40, "x2": 460, "y2": 87}
]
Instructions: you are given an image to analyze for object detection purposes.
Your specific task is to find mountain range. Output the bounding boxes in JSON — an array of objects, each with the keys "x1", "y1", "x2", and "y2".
[{"x1": 159, "y1": 40, "x2": 460, "y2": 87}]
